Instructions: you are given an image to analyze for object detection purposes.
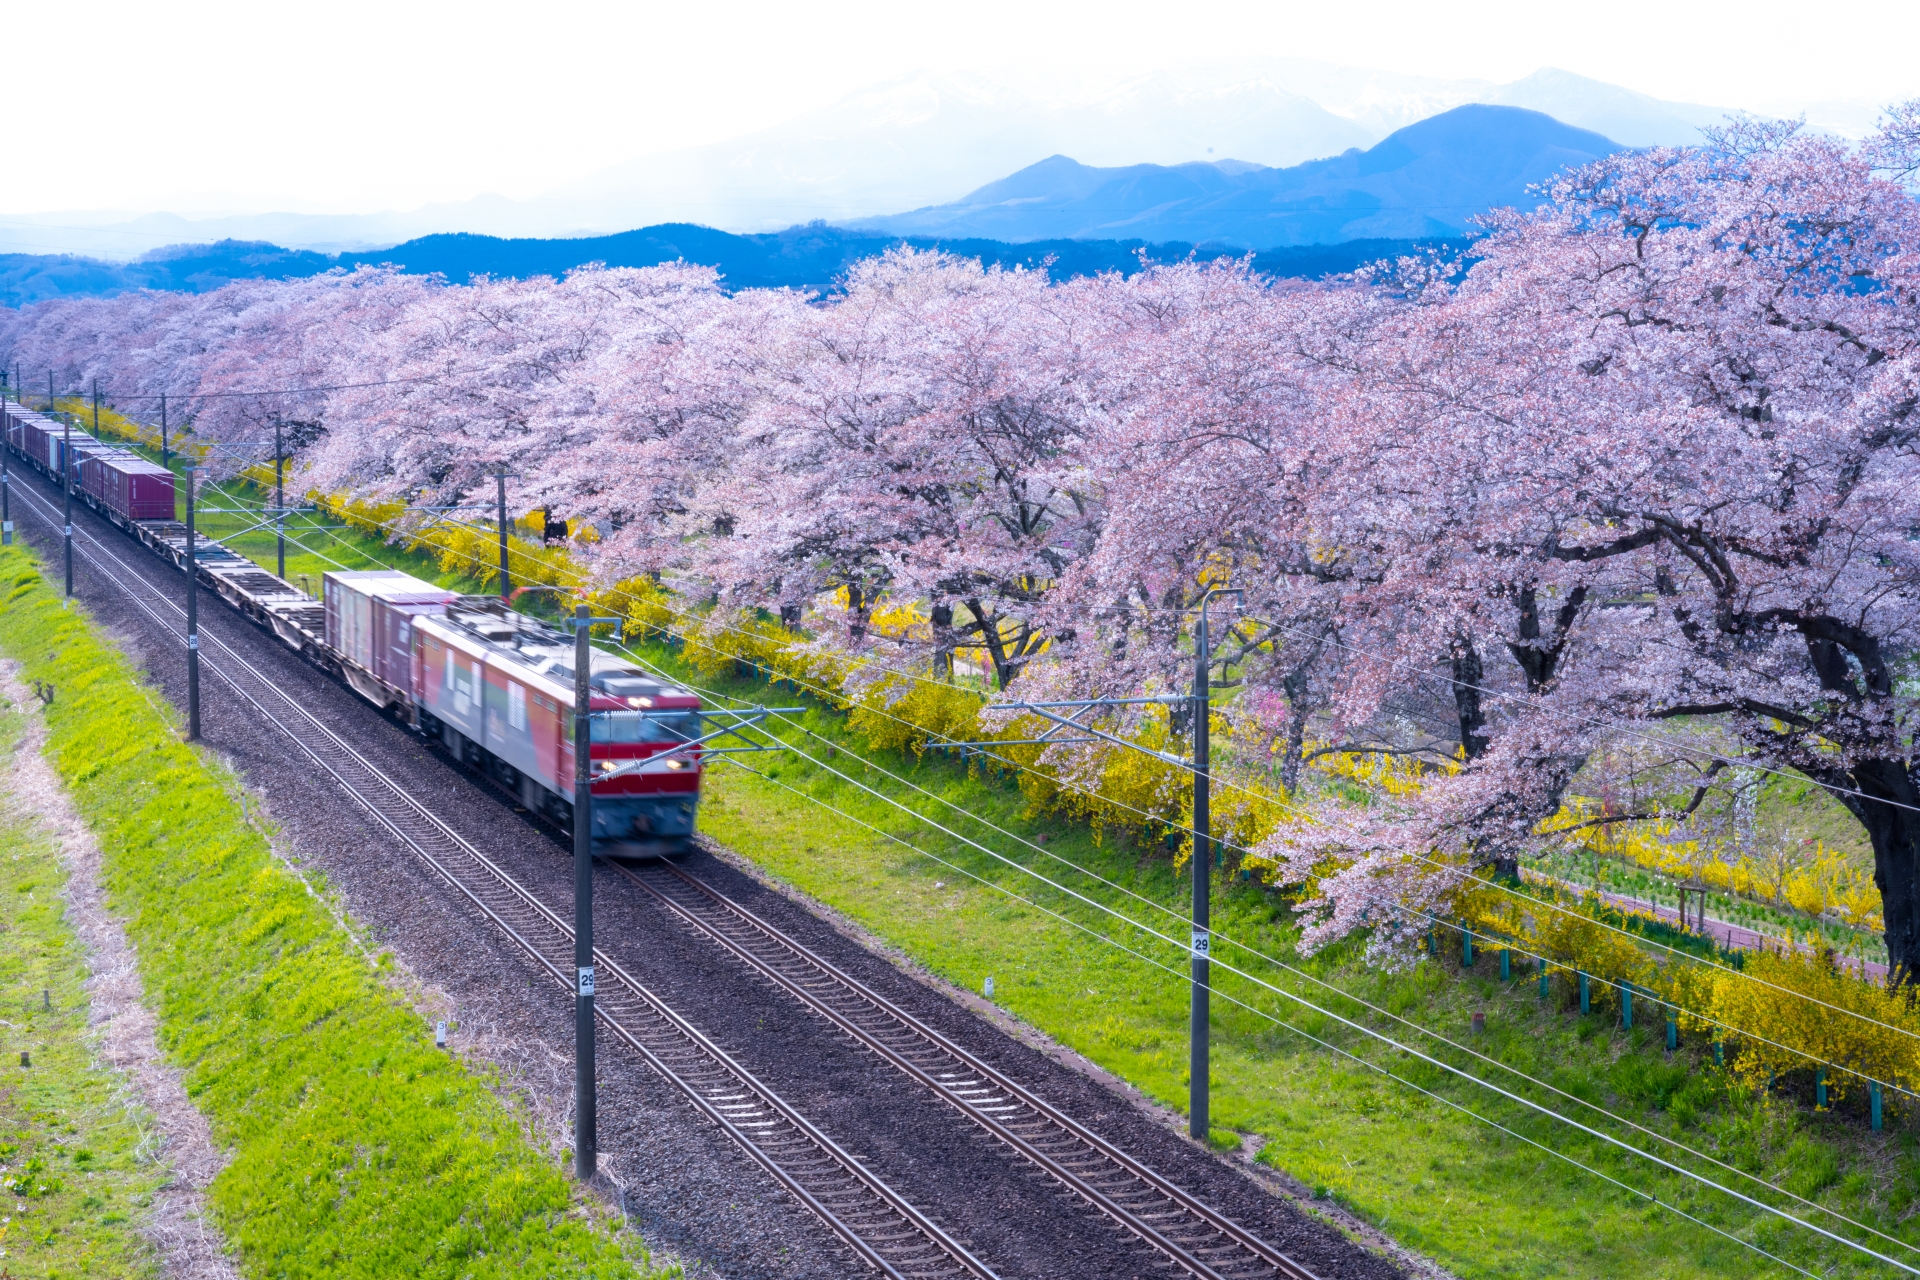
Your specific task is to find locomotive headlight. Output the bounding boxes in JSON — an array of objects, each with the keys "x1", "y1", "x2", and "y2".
[
  {"x1": 663, "y1": 758, "x2": 686, "y2": 770},
  {"x1": 628, "y1": 696, "x2": 653, "y2": 707}
]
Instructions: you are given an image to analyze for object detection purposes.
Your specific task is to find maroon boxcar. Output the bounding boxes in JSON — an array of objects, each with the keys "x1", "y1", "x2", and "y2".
[{"x1": 80, "y1": 450, "x2": 175, "y2": 522}]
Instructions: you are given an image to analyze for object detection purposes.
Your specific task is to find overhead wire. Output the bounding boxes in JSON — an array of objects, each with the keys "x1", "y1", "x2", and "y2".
[
  {"x1": 19, "y1": 413, "x2": 1895, "y2": 1061},
  {"x1": 717, "y1": 755, "x2": 1830, "y2": 1278},
  {"x1": 36, "y1": 440, "x2": 1805, "y2": 1269},
  {"x1": 275, "y1": 490, "x2": 1920, "y2": 1053},
  {"x1": 598, "y1": 628, "x2": 1920, "y2": 1263},
  {"x1": 592, "y1": 633, "x2": 1902, "y2": 1276},
  {"x1": 22, "y1": 435, "x2": 1900, "y2": 1272}
]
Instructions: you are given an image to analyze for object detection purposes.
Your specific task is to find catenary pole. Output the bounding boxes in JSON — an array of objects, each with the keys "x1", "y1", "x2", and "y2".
[
  {"x1": 1189, "y1": 585, "x2": 1241, "y2": 1141},
  {"x1": 186, "y1": 467, "x2": 202, "y2": 740},
  {"x1": 159, "y1": 394, "x2": 168, "y2": 469},
  {"x1": 572, "y1": 603, "x2": 597, "y2": 1180},
  {"x1": 2, "y1": 370, "x2": 11, "y2": 546},
  {"x1": 61, "y1": 385, "x2": 73, "y2": 597},
  {"x1": 274, "y1": 418, "x2": 285, "y2": 580},
  {"x1": 496, "y1": 469, "x2": 510, "y2": 599}
]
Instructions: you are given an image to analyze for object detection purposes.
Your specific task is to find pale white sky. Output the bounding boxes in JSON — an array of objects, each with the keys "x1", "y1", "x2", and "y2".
[{"x1": 7, "y1": 0, "x2": 1912, "y2": 216}]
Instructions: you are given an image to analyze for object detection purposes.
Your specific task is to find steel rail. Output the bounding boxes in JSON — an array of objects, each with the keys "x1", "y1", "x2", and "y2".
[
  {"x1": 7, "y1": 476, "x2": 997, "y2": 1280},
  {"x1": 615, "y1": 858, "x2": 1320, "y2": 1280}
]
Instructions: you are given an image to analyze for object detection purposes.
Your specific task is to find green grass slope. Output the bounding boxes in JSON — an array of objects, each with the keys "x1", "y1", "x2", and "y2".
[{"x1": 0, "y1": 545, "x2": 659, "y2": 1280}]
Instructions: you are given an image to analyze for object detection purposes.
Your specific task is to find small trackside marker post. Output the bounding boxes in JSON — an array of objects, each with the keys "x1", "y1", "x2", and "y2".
[
  {"x1": 435, "y1": 1021, "x2": 448, "y2": 1049},
  {"x1": 983, "y1": 975, "x2": 994, "y2": 999},
  {"x1": 19, "y1": 1050, "x2": 28, "y2": 1068}
]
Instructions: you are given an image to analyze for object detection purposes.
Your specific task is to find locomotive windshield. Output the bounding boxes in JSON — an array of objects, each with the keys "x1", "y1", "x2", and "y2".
[{"x1": 590, "y1": 710, "x2": 698, "y2": 744}]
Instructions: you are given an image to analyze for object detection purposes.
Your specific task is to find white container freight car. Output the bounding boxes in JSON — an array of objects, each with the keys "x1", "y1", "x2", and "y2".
[{"x1": 322, "y1": 570, "x2": 457, "y2": 707}]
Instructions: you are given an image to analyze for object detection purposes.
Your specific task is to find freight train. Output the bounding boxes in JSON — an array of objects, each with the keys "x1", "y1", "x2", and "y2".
[{"x1": 0, "y1": 399, "x2": 702, "y2": 854}]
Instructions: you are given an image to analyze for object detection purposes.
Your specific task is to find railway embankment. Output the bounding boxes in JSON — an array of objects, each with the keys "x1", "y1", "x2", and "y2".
[
  {"x1": 0, "y1": 545, "x2": 659, "y2": 1279},
  {"x1": 0, "y1": 662, "x2": 192, "y2": 1277}
]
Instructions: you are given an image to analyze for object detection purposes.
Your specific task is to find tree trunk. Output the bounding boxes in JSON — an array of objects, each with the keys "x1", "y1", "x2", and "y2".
[
  {"x1": 845, "y1": 584, "x2": 869, "y2": 646},
  {"x1": 966, "y1": 598, "x2": 1013, "y2": 690},
  {"x1": 1450, "y1": 637, "x2": 1488, "y2": 761},
  {"x1": 1837, "y1": 757, "x2": 1920, "y2": 988},
  {"x1": 1280, "y1": 661, "x2": 1312, "y2": 795},
  {"x1": 930, "y1": 603, "x2": 954, "y2": 680},
  {"x1": 1280, "y1": 712, "x2": 1306, "y2": 795},
  {"x1": 1451, "y1": 636, "x2": 1518, "y2": 880}
]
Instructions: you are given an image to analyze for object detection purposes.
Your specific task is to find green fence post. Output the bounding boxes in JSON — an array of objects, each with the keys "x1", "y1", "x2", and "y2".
[
  {"x1": 1500, "y1": 948, "x2": 1511, "y2": 982},
  {"x1": 1538, "y1": 957, "x2": 1549, "y2": 1000},
  {"x1": 1713, "y1": 1041, "x2": 1724, "y2": 1067},
  {"x1": 1873, "y1": 1081, "x2": 1884, "y2": 1131},
  {"x1": 1816, "y1": 1069, "x2": 1828, "y2": 1111},
  {"x1": 1462, "y1": 922, "x2": 1474, "y2": 967},
  {"x1": 1622, "y1": 984, "x2": 1633, "y2": 1030},
  {"x1": 1579, "y1": 971, "x2": 1590, "y2": 1014},
  {"x1": 1666, "y1": 1009, "x2": 1677, "y2": 1053},
  {"x1": 1428, "y1": 924, "x2": 1437, "y2": 957}
]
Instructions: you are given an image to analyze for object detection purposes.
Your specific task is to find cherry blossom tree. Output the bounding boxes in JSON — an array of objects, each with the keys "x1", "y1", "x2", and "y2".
[
  {"x1": 697, "y1": 249, "x2": 1098, "y2": 687},
  {"x1": 1244, "y1": 116, "x2": 1920, "y2": 981}
]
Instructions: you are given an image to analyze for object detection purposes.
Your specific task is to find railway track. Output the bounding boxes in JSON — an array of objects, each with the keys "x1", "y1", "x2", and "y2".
[
  {"x1": 16, "y1": 472, "x2": 1322, "y2": 1280},
  {"x1": 617, "y1": 859, "x2": 1318, "y2": 1280},
  {"x1": 9, "y1": 480, "x2": 997, "y2": 1280}
]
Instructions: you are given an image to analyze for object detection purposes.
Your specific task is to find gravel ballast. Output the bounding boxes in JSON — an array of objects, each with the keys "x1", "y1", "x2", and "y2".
[{"x1": 11, "y1": 475, "x2": 1408, "y2": 1280}]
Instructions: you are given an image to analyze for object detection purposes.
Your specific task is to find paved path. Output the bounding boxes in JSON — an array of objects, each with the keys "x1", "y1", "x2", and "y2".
[{"x1": 1521, "y1": 872, "x2": 1889, "y2": 983}]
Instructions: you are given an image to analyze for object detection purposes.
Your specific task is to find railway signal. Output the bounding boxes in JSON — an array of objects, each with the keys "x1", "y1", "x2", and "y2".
[{"x1": 568, "y1": 603, "x2": 620, "y2": 1182}]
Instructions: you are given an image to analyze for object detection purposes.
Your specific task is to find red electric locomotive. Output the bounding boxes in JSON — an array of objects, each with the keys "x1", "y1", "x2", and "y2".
[{"x1": 323, "y1": 572, "x2": 702, "y2": 854}]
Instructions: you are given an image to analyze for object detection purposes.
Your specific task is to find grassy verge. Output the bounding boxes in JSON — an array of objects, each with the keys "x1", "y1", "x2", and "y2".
[
  {"x1": 0, "y1": 692, "x2": 166, "y2": 1279},
  {"x1": 0, "y1": 544, "x2": 660, "y2": 1279},
  {"x1": 146, "y1": 479, "x2": 1920, "y2": 1278}
]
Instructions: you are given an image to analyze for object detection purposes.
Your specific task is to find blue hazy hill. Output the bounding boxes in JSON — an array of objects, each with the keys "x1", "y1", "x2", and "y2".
[
  {"x1": 852, "y1": 104, "x2": 1620, "y2": 246},
  {"x1": 0, "y1": 224, "x2": 1469, "y2": 307}
]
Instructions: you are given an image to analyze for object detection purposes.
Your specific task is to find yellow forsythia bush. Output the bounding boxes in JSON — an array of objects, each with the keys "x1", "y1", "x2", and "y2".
[
  {"x1": 1552, "y1": 797, "x2": 1884, "y2": 931},
  {"x1": 1702, "y1": 949, "x2": 1920, "y2": 1098}
]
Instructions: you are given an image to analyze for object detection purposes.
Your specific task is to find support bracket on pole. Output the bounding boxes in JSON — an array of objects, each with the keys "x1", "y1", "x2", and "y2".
[
  {"x1": 594, "y1": 705, "x2": 808, "y2": 780},
  {"x1": 928, "y1": 694, "x2": 1192, "y2": 766}
]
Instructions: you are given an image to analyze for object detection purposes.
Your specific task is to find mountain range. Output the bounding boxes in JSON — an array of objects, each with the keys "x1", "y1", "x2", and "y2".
[
  {"x1": 0, "y1": 225, "x2": 1474, "y2": 308},
  {"x1": 855, "y1": 105, "x2": 1617, "y2": 246},
  {"x1": 0, "y1": 62, "x2": 1760, "y2": 260},
  {"x1": 0, "y1": 102, "x2": 1611, "y2": 304}
]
